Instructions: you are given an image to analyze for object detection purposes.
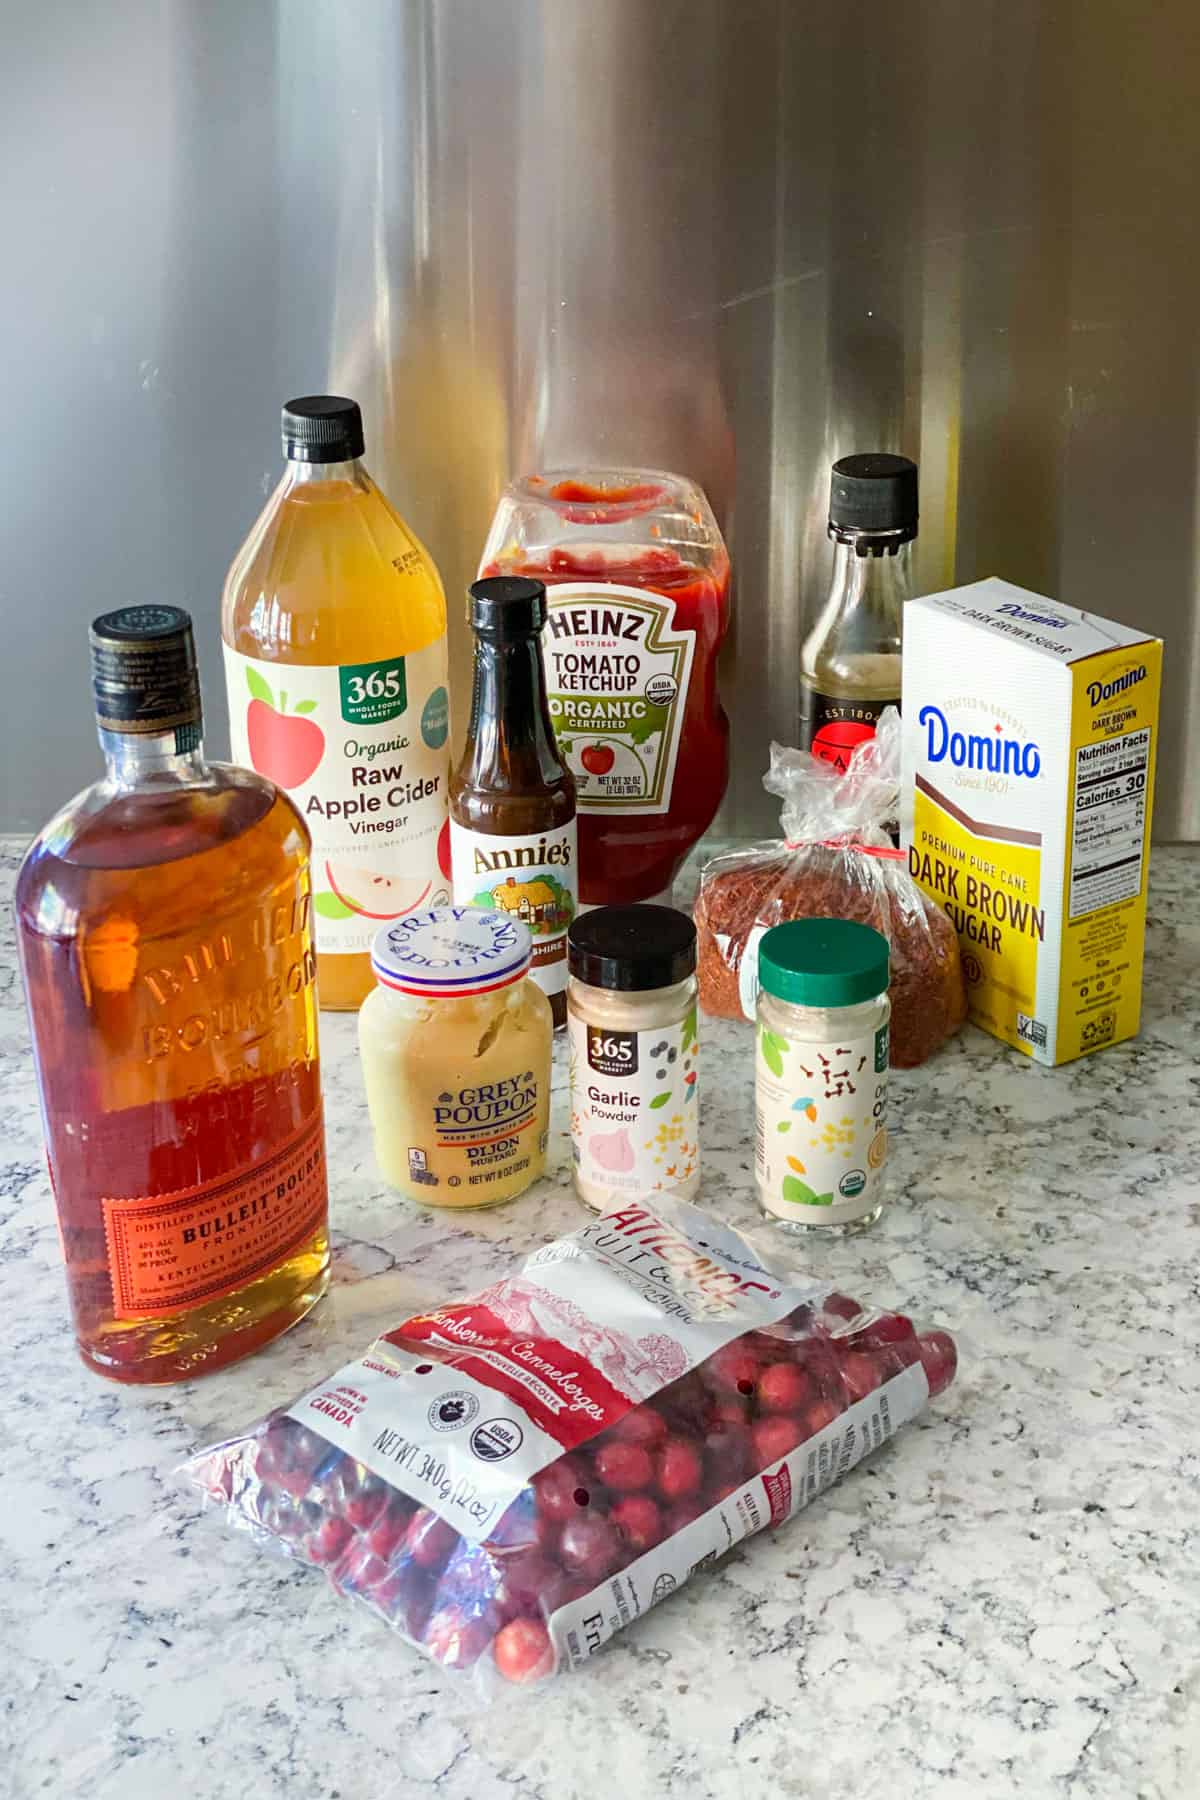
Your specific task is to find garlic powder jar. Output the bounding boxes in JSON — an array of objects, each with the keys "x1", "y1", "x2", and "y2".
[
  {"x1": 359, "y1": 907, "x2": 552, "y2": 1208},
  {"x1": 567, "y1": 906, "x2": 699, "y2": 1210}
]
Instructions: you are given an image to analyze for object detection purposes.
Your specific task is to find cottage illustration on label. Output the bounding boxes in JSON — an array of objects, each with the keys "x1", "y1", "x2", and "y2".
[
  {"x1": 471, "y1": 872, "x2": 574, "y2": 935},
  {"x1": 449, "y1": 821, "x2": 579, "y2": 994}
]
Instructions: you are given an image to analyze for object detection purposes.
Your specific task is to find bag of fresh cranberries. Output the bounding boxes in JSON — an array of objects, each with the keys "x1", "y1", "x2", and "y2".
[{"x1": 185, "y1": 1201, "x2": 957, "y2": 1692}]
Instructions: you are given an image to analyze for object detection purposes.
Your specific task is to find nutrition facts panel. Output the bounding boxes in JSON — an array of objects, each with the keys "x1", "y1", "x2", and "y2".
[{"x1": 1069, "y1": 727, "x2": 1151, "y2": 918}]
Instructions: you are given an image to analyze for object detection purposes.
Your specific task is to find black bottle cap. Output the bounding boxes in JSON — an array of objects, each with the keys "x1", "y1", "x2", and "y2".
[
  {"x1": 468, "y1": 575, "x2": 548, "y2": 637},
  {"x1": 829, "y1": 453, "x2": 919, "y2": 540},
  {"x1": 90, "y1": 605, "x2": 202, "y2": 737},
  {"x1": 282, "y1": 395, "x2": 366, "y2": 463},
  {"x1": 568, "y1": 905, "x2": 697, "y2": 992}
]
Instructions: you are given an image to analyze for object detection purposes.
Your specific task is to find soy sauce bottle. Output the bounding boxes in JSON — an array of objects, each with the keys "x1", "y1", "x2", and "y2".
[
  {"x1": 449, "y1": 577, "x2": 577, "y2": 1028},
  {"x1": 799, "y1": 453, "x2": 918, "y2": 770}
]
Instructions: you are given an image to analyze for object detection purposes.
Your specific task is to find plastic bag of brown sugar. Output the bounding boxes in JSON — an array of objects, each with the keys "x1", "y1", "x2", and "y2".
[{"x1": 694, "y1": 710, "x2": 966, "y2": 1067}]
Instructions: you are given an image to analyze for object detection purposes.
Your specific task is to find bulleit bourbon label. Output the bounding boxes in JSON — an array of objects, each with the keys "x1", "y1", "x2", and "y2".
[{"x1": 102, "y1": 1108, "x2": 327, "y2": 1318}]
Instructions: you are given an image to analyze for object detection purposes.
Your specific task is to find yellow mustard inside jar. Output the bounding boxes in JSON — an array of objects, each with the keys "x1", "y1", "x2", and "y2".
[{"x1": 359, "y1": 906, "x2": 552, "y2": 1208}]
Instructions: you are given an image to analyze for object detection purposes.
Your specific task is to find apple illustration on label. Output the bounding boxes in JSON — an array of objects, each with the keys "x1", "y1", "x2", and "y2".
[
  {"x1": 244, "y1": 668, "x2": 325, "y2": 787},
  {"x1": 580, "y1": 742, "x2": 616, "y2": 777},
  {"x1": 325, "y1": 862, "x2": 433, "y2": 920},
  {"x1": 437, "y1": 817, "x2": 452, "y2": 882}
]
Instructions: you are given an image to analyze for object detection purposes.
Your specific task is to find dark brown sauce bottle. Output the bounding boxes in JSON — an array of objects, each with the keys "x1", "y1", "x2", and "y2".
[{"x1": 449, "y1": 577, "x2": 578, "y2": 1028}]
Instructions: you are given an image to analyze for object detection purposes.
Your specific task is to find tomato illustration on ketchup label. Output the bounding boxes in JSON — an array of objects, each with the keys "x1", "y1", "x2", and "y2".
[
  {"x1": 224, "y1": 642, "x2": 451, "y2": 956},
  {"x1": 580, "y1": 744, "x2": 616, "y2": 777},
  {"x1": 244, "y1": 668, "x2": 325, "y2": 786}
]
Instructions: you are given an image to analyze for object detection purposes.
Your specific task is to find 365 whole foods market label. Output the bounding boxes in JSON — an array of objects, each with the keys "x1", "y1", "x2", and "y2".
[
  {"x1": 224, "y1": 640, "x2": 451, "y2": 954},
  {"x1": 543, "y1": 585, "x2": 695, "y2": 815},
  {"x1": 287, "y1": 1202, "x2": 817, "y2": 1542}
]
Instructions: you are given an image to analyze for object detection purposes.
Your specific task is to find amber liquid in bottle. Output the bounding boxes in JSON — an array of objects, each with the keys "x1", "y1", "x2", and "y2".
[
  {"x1": 449, "y1": 578, "x2": 577, "y2": 1029},
  {"x1": 17, "y1": 610, "x2": 329, "y2": 1383}
]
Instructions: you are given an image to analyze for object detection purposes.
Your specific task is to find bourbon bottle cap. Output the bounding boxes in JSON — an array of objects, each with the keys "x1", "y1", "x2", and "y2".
[{"x1": 89, "y1": 605, "x2": 203, "y2": 739}]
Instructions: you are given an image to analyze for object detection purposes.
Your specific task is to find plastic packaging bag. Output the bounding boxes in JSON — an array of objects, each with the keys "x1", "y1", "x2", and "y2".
[
  {"x1": 694, "y1": 709, "x2": 966, "y2": 1065},
  {"x1": 185, "y1": 1199, "x2": 958, "y2": 1693}
]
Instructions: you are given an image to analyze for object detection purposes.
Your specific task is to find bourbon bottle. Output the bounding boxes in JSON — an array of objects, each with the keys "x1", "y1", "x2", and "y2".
[{"x1": 16, "y1": 606, "x2": 329, "y2": 1382}]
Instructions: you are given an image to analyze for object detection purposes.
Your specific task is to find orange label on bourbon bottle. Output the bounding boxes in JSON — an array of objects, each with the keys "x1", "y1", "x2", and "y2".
[{"x1": 102, "y1": 1108, "x2": 327, "y2": 1318}]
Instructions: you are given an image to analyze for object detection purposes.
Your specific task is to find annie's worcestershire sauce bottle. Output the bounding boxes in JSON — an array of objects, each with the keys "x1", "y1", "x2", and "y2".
[
  {"x1": 449, "y1": 577, "x2": 577, "y2": 1028},
  {"x1": 799, "y1": 453, "x2": 918, "y2": 770}
]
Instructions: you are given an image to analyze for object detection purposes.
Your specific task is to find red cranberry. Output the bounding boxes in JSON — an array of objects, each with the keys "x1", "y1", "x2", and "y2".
[
  {"x1": 656, "y1": 1438, "x2": 704, "y2": 1501},
  {"x1": 870, "y1": 1340, "x2": 922, "y2": 1381},
  {"x1": 423, "y1": 1605, "x2": 496, "y2": 1670},
  {"x1": 494, "y1": 1548, "x2": 560, "y2": 1620},
  {"x1": 343, "y1": 1477, "x2": 391, "y2": 1531},
  {"x1": 306, "y1": 1515, "x2": 354, "y2": 1568},
  {"x1": 663, "y1": 1373, "x2": 709, "y2": 1424},
  {"x1": 404, "y1": 1508, "x2": 460, "y2": 1571},
  {"x1": 533, "y1": 1457, "x2": 591, "y2": 1523},
  {"x1": 702, "y1": 1418, "x2": 753, "y2": 1481},
  {"x1": 756, "y1": 1360, "x2": 813, "y2": 1414},
  {"x1": 611, "y1": 1407, "x2": 669, "y2": 1449},
  {"x1": 372, "y1": 1568, "x2": 434, "y2": 1638},
  {"x1": 704, "y1": 1341, "x2": 763, "y2": 1396},
  {"x1": 665, "y1": 1496, "x2": 706, "y2": 1535},
  {"x1": 751, "y1": 1414, "x2": 804, "y2": 1468},
  {"x1": 494, "y1": 1617, "x2": 555, "y2": 1683},
  {"x1": 364, "y1": 1500, "x2": 414, "y2": 1562},
  {"x1": 337, "y1": 1540, "x2": 388, "y2": 1595},
  {"x1": 918, "y1": 1330, "x2": 958, "y2": 1397},
  {"x1": 803, "y1": 1398, "x2": 844, "y2": 1438},
  {"x1": 610, "y1": 1494, "x2": 663, "y2": 1555},
  {"x1": 839, "y1": 1352, "x2": 882, "y2": 1403},
  {"x1": 708, "y1": 1393, "x2": 752, "y2": 1426},
  {"x1": 559, "y1": 1514, "x2": 620, "y2": 1581},
  {"x1": 594, "y1": 1442, "x2": 654, "y2": 1493},
  {"x1": 851, "y1": 1312, "x2": 917, "y2": 1351},
  {"x1": 274, "y1": 1465, "x2": 318, "y2": 1501},
  {"x1": 823, "y1": 1291, "x2": 864, "y2": 1323}
]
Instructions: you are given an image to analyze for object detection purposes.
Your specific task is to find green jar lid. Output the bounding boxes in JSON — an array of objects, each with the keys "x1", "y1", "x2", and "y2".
[{"x1": 757, "y1": 918, "x2": 889, "y2": 1008}]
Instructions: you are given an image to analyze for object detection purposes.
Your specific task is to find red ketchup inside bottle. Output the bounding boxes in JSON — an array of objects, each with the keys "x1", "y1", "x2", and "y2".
[{"x1": 482, "y1": 477, "x2": 730, "y2": 905}]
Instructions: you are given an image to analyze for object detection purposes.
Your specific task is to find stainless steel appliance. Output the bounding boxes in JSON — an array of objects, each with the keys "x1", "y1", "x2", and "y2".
[{"x1": 4, "y1": 0, "x2": 1197, "y2": 836}]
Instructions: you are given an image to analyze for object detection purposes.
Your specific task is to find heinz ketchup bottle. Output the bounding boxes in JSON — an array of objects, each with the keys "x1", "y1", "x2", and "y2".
[{"x1": 479, "y1": 470, "x2": 730, "y2": 905}]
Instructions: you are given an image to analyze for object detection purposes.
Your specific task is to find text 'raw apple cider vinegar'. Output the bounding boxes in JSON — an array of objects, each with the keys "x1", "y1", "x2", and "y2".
[{"x1": 222, "y1": 397, "x2": 451, "y2": 1010}]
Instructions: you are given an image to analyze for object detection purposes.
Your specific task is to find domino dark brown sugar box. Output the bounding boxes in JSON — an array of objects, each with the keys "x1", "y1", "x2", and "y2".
[{"x1": 900, "y1": 578, "x2": 1161, "y2": 1065}]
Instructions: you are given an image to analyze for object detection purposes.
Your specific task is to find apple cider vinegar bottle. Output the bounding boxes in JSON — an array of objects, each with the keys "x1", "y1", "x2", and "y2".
[{"x1": 222, "y1": 397, "x2": 451, "y2": 1011}]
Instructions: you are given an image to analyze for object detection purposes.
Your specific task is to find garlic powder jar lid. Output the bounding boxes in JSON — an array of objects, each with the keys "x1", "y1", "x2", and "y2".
[
  {"x1": 568, "y1": 904, "x2": 696, "y2": 992},
  {"x1": 371, "y1": 907, "x2": 532, "y2": 998}
]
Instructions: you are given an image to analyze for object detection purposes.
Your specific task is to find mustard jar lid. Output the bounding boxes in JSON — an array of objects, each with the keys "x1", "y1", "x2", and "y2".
[{"x1": 370, "y1": 907, "x2": 532, "y2": 998}]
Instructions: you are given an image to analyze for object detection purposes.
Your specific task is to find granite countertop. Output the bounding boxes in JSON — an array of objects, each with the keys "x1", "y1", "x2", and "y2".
[{"x1": 2, "y1": 839, "x2": 1197, "y2": 1800}]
